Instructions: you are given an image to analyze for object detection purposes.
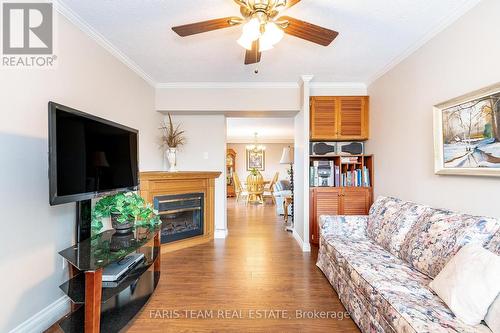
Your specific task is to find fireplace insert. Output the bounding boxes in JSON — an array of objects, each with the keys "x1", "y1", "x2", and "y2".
[{"x1": 154, "y1": 193, "x2": 204, "y2": 244}]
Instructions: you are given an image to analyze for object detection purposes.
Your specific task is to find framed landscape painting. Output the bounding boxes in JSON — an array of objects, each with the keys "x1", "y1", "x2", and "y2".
[
  {"x1": 434, "y1": 83, "x2": 500, "y2": 176},
  {"x1": 246, "y1": 149, "x2": 265, "y2": 171}
]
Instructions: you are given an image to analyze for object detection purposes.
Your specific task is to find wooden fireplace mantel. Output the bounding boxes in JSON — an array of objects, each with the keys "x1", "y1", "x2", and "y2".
[
  {"x1": 140, "y1": 171, "x2": 222, "y2": 181},
  {"x1": 139, "y1": 171, "x2": 221, "y2": 253}
]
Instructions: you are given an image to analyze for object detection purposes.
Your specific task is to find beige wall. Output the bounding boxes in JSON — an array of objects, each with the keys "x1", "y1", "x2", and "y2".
[
  {"x1": 168, "y1": 115, "x2": 227, "y2": 236},
  {"x1": 227, "y1": 143, "x2": 293, "y2": 182},
  {"x1": 0, "y1": 15, "x2": 162, "y2": 332},
  {"x1": 367, "y1": 0, "x2": 500, "y2": 218},
  {"x1": 155, "y1": 83, "x2": 367, "y2": 113}
]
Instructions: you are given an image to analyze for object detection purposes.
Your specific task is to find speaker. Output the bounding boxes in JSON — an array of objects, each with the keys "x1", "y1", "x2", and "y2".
[
  {"x1": 337, "y1": 142, "x2": 364, "y2": 155},
  {"x1": 310, "y1": 142, "x2": 337, "y2": 156}
]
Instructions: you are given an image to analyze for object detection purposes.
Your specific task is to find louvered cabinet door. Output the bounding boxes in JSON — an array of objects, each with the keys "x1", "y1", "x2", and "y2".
[
  {"x1": 338, "y1": 96, "x2": 369, "y2": 140},
  {"x1": 311, "y1": 188, "x2": 341, "y2": 244},
  {"x1": 310, "y1": 97, "x2": 338, "y2": 140},
  {"x1": 341, "y1": 187, "x2": 371, "y2": 215}
]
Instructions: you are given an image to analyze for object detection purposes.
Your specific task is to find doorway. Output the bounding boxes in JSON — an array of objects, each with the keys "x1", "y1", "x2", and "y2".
[{"x1": 225, "y1": 117, "x2": 295, "y2": 231}]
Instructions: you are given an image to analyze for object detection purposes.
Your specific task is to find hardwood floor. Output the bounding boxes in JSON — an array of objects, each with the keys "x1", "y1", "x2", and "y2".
[
  {"x1": 125, "y1": 199, "x2": 359, "y2": 332},
  {"x1": 48, "y1": 199, "x2": 359, "y2": 332}
]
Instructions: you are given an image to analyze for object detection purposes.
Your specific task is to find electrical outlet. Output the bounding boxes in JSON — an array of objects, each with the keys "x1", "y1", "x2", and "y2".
[{"x1": 203, "y1": 152, "x2": 209, "y2": 159}]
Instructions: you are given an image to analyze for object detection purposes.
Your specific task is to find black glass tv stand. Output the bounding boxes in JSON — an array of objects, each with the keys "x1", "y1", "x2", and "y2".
[{"x1": 57, "y1": 225, "x2": 161, "y2": 332}]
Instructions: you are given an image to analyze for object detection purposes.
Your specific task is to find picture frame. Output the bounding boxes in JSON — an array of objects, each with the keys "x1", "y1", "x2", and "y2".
[
  {"x1": 246, "y1": 149, "x2": 265, "y2": 171},
  {"x1": 433, "y1": 82, "x2": 500, "y2": 177}
]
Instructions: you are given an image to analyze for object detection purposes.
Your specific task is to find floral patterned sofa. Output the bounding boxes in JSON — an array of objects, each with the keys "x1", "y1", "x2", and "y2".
[{"x1": 316, "y1": 196, "x2": 500, "y2": 333}]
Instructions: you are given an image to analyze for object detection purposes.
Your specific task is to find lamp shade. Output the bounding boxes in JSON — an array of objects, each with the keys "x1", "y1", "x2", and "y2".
[
  {"x1": 237, "y1": 17, "x2": 261, "y2": 50},
  {"x1": 280, "y1": 146, "x2": 294, "y2": 164}
]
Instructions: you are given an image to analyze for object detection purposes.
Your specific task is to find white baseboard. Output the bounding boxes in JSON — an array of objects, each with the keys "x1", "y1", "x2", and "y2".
[
  {"x1": 292, "y1": 229, "x2": 311, "y2": 252},
  {"x1": 214, "y1": 229, "x2": 228, "y2": 239},
  {"x1": 9, "y1": 296, "x2": 70, "y2": 333}
]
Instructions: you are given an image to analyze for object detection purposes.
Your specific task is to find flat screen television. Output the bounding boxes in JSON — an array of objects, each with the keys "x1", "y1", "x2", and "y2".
[{"x1": 49, "y1": 102, "x2": 139, "y2": 206}]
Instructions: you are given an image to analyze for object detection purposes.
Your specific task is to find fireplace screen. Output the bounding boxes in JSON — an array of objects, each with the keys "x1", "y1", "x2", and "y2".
[{"x1": 154, "y1": 193, "x2": 204, "y2": 244}]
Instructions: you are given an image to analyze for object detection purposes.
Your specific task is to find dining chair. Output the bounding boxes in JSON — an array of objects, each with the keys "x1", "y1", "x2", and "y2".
[
  {"x1": 246, "y1": 172, "x2": 265, "y2": 205},
  {"x1": 233, "y1": 172, "x2": 248, "y2": 203},
  {"x1": 263, "y1": 172, "x2": 279, "y2": 204}
]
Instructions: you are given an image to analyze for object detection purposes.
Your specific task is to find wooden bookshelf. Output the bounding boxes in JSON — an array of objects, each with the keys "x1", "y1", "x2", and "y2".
[
  {"x1": 308, "y1": 95, "x2": 373, "y2": 247},
  {"x1": 309, "y1": 155, "x2": 374, "y2": 189},
  {"x1": 309, "y1": 155, "x2": 374, "y2": 246}
]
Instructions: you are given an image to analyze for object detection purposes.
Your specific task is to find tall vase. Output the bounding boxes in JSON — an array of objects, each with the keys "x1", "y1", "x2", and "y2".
[{"x1": 166, "y1": 147, "x2": 178, "y2": 172}]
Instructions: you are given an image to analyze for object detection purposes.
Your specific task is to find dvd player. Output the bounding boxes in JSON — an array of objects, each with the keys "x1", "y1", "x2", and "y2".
[{"x1": 102, "y1": 253, "x2": 145, "y2": 282}]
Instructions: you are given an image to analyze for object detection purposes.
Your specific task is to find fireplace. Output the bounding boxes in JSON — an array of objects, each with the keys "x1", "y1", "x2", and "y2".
[
  {"x1": 140, "y1": 171, "x2": 220, "y2": 252},
  {"x1": 154, "y1": 193, "x2": 204, "y2": 244}
]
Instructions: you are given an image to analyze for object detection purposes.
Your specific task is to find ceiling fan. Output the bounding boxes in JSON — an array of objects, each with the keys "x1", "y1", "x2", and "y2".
[{"x1": 172, "y1": 0, "x2": 339, "y2": 65}]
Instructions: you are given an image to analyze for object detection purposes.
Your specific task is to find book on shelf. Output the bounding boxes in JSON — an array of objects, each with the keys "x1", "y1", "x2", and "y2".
[
  {"x1": 310, "y1": 162, "x2": 371, "y2": 188},
  {"x1": 334, "y1": 165, "x2": 340, "y2": 187},
  {"x1": 340, "y1": 156, "x2": 359, "y2": 164}
]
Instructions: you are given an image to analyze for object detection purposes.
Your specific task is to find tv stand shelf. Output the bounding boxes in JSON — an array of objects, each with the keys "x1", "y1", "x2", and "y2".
[
  {"x1": 59, "y1": 271, "x2": 160, "y2": 333},
  {"x1": 57, "y1": 226, "x2": 161, "y2": 333},
  {"x1": 59, "y1": 246, "x2": 159, "y2": 304}
]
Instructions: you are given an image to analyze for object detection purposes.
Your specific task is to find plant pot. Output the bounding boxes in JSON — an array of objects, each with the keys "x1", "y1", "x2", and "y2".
[
  {"x1": 110, "y1": 231, "x2": 135, "y2": 252},
  {"x1": 111, "y1": 213, "x2": 135, "y2": 234}
]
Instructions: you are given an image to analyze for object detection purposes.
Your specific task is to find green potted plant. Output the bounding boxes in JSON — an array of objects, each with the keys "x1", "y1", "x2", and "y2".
[{"x1": 92, "y1": 192, "x2": 161, "y2": 234}]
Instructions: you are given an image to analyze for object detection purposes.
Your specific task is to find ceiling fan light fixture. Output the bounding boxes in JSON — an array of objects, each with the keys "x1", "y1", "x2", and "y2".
[
  {"x1": 261, "y1": 21, "x2": 284, "y2": 46},
  {"x1": 258, "y1": 36, "x2": 274, "y2": 51},
  {"x1": 241, "y1": 17, "x2": 261, "y2": 41},
  {"x1": 237, "y1": 35, "x2": 254, "y2": 50}
]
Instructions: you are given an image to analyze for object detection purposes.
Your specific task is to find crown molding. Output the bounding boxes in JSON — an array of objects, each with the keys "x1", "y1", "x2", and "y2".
[
  {"x1": 55, "y1": 0, "x2": 156, "y2": 87},
  {"x1": 156, "y1": 81, "x2": 367, "y2": 91},
  {"x1": 309, "y1": 82, "x2": 367, "y2": 90},
  {"x1": 300, "y1": 75, "x2": 314, "y2": 83},
  {"x1": 309, "y1": 82, "x2": 368, "y2": 96},
  {"x1": 227, "y1": 137, "x2": 294, "y2": 144},
  {"x1": 156, "y1": 82, "x2": 300, "y2": 89},
  {"x1": 366, "y1": 0, "x2": 482, "y2": 86},
  {"x1": 159, "y1": 110, "x2": 300, "y2": 116}
]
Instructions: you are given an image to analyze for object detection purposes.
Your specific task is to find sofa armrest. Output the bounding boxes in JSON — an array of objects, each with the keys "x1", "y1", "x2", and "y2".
[
  {"x1": 319, "y1": 215, "x2": 368, "y2": 239},
  {"x1": 273, "y1": 190, "x2": 292, "y2": 198}
]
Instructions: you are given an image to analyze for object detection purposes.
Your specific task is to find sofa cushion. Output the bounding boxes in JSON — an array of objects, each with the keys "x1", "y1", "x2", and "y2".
[
  {"x1": 429, "y1": 244, "x2": 500, "y2": 326},
  {"x1": 400, "y1": 208, "x2": 500, "y2": 278},
  {"x1": 324, "y1": 259, "x2": 392, "y2": 333},
  {"x1": 318, "y1": 234, "x2": 492, "y2": 333},
  {"x1": 367, "y1": 196, "x2": 430, "y2": 258},
  {"x1": 320, "y1": 215, "x2": 368, "y2": 240},
  {"x1": 274, "y1": 180, "x2": 290, "y2": 192},
  {"x1": 487, "y1": 230, "x2": 500, "y2": 255}
]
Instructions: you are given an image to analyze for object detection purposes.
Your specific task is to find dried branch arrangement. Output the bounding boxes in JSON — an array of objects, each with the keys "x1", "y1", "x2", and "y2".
[{"x1": 160, "y1": 113, "x2": 186, "y2": 149}]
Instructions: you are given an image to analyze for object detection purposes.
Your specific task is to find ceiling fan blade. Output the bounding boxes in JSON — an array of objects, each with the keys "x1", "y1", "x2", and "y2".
[
  {"x1": 285, "y1": 0, "x2": 302, "y2": 9},
  {"x1": 279, "y1": 16, "x2": 339, "y2": 46},
  {"x1": 172, "y1": 17, "x2": 242, "y2": 37},
  {"x1": 244, "y1": 40, "x2": 261, "y2": 65}
]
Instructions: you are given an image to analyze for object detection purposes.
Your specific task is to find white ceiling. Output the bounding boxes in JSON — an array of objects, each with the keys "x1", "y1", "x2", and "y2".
[
  {"x1": 59, "y1": 0, "x2": 480, "y2": 84},
  {"x1": 227, "y1": 117, "x2": 294, "y2": 143}
]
